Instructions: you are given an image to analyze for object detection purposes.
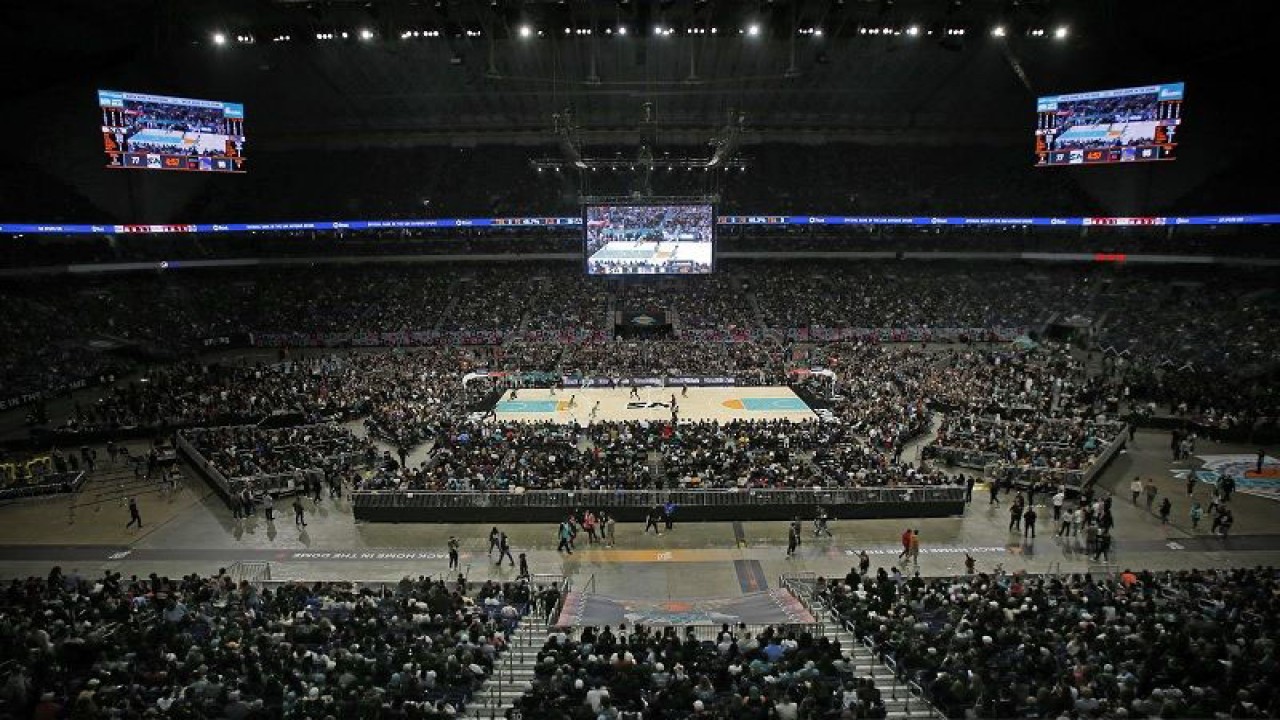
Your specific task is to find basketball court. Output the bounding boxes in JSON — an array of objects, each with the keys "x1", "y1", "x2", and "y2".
[{"x1": 490, "y1": 385, "x2": 817, "y2": 425}]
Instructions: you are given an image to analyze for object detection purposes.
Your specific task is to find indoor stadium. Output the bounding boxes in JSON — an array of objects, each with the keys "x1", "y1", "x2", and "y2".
[{"x1": 0, "y1": 1, "x2": 1277, "y2": 718}]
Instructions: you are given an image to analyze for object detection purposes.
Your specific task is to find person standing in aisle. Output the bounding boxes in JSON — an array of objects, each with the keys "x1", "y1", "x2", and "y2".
[
  {"x1": 448, "y1": 536, "x2": 460, "y2": 570},
  {"x1": 908, "y1": 530, "x2": 920, "y2": 564},
  {"x1": 898, "y1": 527, "x2": 912, "y2": 560},
  {"x1": 858, "y1": 550, "x2": 870, "y2": 576},
  {"x1": 1023, "y1": 507, "x2": 1037, "y2": 539},
  {"x1": 488, "y1": 527, "x2": 501, "y2": 557},
  {"x1": 786, "y1": 525, "x2": 798, "y2": 557},
  {"x1": 1160, "y1": 498, "x2": 1172, "y2": 525},
  {"x1": 603, "y1": 512, "x2": 616, "y2": 547},
  {"x1": 1130, "y1": 476, "x2": 1143, "y2": 505},
  {"x1": 517, "y1": 553, "x2": 530, "y2": 581},
  {"x1": 292, "y1": 497, "x2": 307, "y2": 527},
  {"x1": 663, "y1": 500, "x2": 677, "y2": 531},
  {"x1": 1052, "y1": 488, "x2": 1065, "y2": 521},
  {"x1": 497, "y1": 532, "x2": 515, "y2": 566},
  {"x1": 264, "y1": 494, "x2": 275, "y2": 523}
]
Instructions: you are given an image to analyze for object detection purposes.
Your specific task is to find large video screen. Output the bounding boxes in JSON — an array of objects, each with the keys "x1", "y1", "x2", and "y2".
[
  {"x1": 99, "y1": 90, "x2": 245, "y2": 173},
  {"x1": 585, "y1": 204, "x2": 714, "y2": 275},
  {"x1": 1035, "y1": 82, "x2": 1183, "y2": 167}
]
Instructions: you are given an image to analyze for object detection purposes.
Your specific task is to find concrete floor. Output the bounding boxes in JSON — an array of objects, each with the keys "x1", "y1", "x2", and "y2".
[{"x1": 1, "y1": 427, "x2": 1277, "y2": 601}]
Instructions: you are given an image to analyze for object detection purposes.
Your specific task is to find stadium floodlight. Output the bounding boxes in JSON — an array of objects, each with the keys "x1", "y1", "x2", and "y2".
[
  {"x1": 992, "y1": 25, "x2": 1007, "y2": 37},
  {"x1": 746, "y1": 23, "x2": 761, "y2": 37},
  {"x1": 519, "y1": 25, "x2": 532, "y2": 38},
  {"x1": 213, "y1": 32, "x2": 227, "y2": 45},
  {"x1": 359, "y1": 28, "x2": 373, "y2": 41},
  {"x1": 814, "y1": 28, "x2": 823, "y2": 37},
  {"x1": 906, "y1": 25, "x2": 920, "y2": 36},
  {"x1": 710, "y1": 27, "x2": 717, "y2": 34},
  {"x1": 1054, "y1": 26, "x2": 1069, "y2": 39},
  {"x1": 565, "y1": 27, "x2": 572, "y2": 35},
  {"x1": 618, "y1": 26, "x2": 627, "y2": 35},
  {"x1": 341, "y1": 31, "x2": 349, "y2": 39}
]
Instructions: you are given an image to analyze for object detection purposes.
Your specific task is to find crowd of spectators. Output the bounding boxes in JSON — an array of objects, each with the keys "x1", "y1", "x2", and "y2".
[
  {"x1": 0, "y1": 568, "x2": 534, "y2": 719},
  {"x1": 183, "y1": 424, "x2": 376, "y2": 488},
  {"x1": 819, "y1": 565, "x2": 1280, "y2": 719},
  {"x1": 509, "y1": 623, "x2": 888, "y2": 720}
]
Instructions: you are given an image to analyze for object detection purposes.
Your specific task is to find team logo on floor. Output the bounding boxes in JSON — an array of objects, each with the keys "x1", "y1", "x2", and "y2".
[{"x1": 1172, "y1": 454, "x2": 1280, "y2": 502}]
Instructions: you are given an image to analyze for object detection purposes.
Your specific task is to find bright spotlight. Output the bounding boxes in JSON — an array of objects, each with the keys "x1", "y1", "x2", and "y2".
[
  {"x1": 213, "y1": 32, "x2": 227, "y2": 45},
  {"x1": 519, "y1": 25, "x2": 532, "y2": 38},
  {"x1": 747, "y1": 23, "x2": 760, "y2": 37},
  {"x1": 618, "y1": 26, "x2": 627, "y2": 36},
  {"x1": 906, "y1": 25, "x2": 920, "y2": 36},
  {"x1": 813, "y1": 28, "x2": 823, "y2": 37},
  {"x1": 359, "y1": 28, "x2": 373, "y2": 40},
  {"x1": 992, "y1": 25, "x2": 1007, "y2": 37},
  {"x1": 1054, "y1": 26, "x2": 1069, "y2": 39}
]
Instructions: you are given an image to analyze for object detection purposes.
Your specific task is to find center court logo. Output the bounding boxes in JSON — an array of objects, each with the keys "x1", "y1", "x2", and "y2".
[{"x1": 631, "y1": 315, "x2": 657, "y2": 326}]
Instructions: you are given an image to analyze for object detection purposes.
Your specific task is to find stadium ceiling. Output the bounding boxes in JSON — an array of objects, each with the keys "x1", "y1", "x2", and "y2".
[{"x1": 0, "y1": 0, "x2": 1261, "y2": 144}]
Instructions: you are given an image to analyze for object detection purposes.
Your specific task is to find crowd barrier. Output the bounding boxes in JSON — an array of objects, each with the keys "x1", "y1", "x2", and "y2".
[
  {"x1": 350, "y1": 486, "x2": 967, "y2": 523},
  {"x1": 0, "y1": 470, "x2": 86, "y2": 501}
]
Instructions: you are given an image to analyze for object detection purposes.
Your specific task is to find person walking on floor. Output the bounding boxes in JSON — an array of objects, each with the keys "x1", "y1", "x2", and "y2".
[
  {"x1": 292, "y1": 497, "x2": 307, "y2": 527},
  {"x1": 1008, "y1": 503, "x2": 1022, "y2": 533},
  {"x1": 1145, "y1": 478, "x2": 1158, "y2": 511},
  {"x1": 1052, "y1": 488, "x2": 1065, "y2": 521},
  {"x1": 644, "y1": 506, "x2": 663, "y2": 536},
  {"x1": 1159, "y1": 497, "x2": 1172, "y2": 525},
  {"x1": 1186, "y1": 474, "x2": 1197, "y2": 497},
  {"x1": 497, "y1": 532, "x2": 515, "y2": 566},
  {"x1": 557, "y1": 521, "x2": 574, "y2": 554},
  {"x1": 125, "y1": 497, "x2": 142, "y2": 529},
  {"x1": 1190, "y1": 501, "x2": 1203, "y2": 530},
  {"x1": 898, "y1": 527, "x2": 912, "y2": 560},
  {"x1": 663, "y1": 500, "x2": 677, "y2": 531},
  {"x1": 1093, "y1": 530, "x2": 1112, "y2": 562},
  {"x1": 908, "y1": 530, "x2": 920, "y2": 564},
  {"x1": 786, "y1": 526, "x2": 798, "y2": 557},
  {"x1": 263, "y1": 494, "x2": 275, "y2": 522},
  {"x1": 583, "y1": 511, "x2": 598, "y2": 544},
  {"x1": 1023, "y1": 507, "x2": 1037, "y2": 538},
  {"x1": 1130, "y1": 476, "x2": 1143, "y2": 505},
  {"x1": 858, "y1": 550, "x2": 870, "y2": 576},
  {"x1": 517, "y1": 553, "x2": 530, "y2": 581},
  {"x1": 488, "y1": 527, "x2": 501, "y2": 557},
  {"x1": 988, "y1": 478, "x2": 1000, "y2": 505},
  {"x1": 448, "y1": 536, "x2": 460, "y2": 569},
  {"x1": 1057, "y1": 506, "x2": 1072, "y2": 537}
]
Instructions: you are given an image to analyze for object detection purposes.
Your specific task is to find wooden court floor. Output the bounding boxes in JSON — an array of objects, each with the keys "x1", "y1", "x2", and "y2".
[{"x1": 490, "y1": 386, "x2": 817, "y2": 425}]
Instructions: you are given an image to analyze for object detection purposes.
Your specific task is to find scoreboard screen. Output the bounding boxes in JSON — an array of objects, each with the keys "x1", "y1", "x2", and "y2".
[
  {"x1": 585, "y1": 204, "x2": 715, "y2": 275},
  {"x1": 1035, "y1": 82, "x2": 1183, "y2": 167},
  {"x1": 99, "y1": 90, "x2": 245, "y2": 173}
]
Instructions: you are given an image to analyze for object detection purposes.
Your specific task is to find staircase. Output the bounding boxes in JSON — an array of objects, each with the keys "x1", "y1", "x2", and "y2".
[
  {"x1": 468, "y1": 612, "x2": 548, "y2": 719},
  {"x1": 781, "y1": 575, "x2": 942, "y2": 720}
]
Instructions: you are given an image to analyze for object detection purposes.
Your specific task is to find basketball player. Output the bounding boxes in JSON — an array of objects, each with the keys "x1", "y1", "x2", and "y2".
[
  {"x1": 590, "y1": 401, "x2": 600, "y2": 421},
  {"x1": 629, "y1": 385, "x2": 640, "y2": 400},
  {"x1": 567, "y1": 395, "x2": 577, "y2": 409}
]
